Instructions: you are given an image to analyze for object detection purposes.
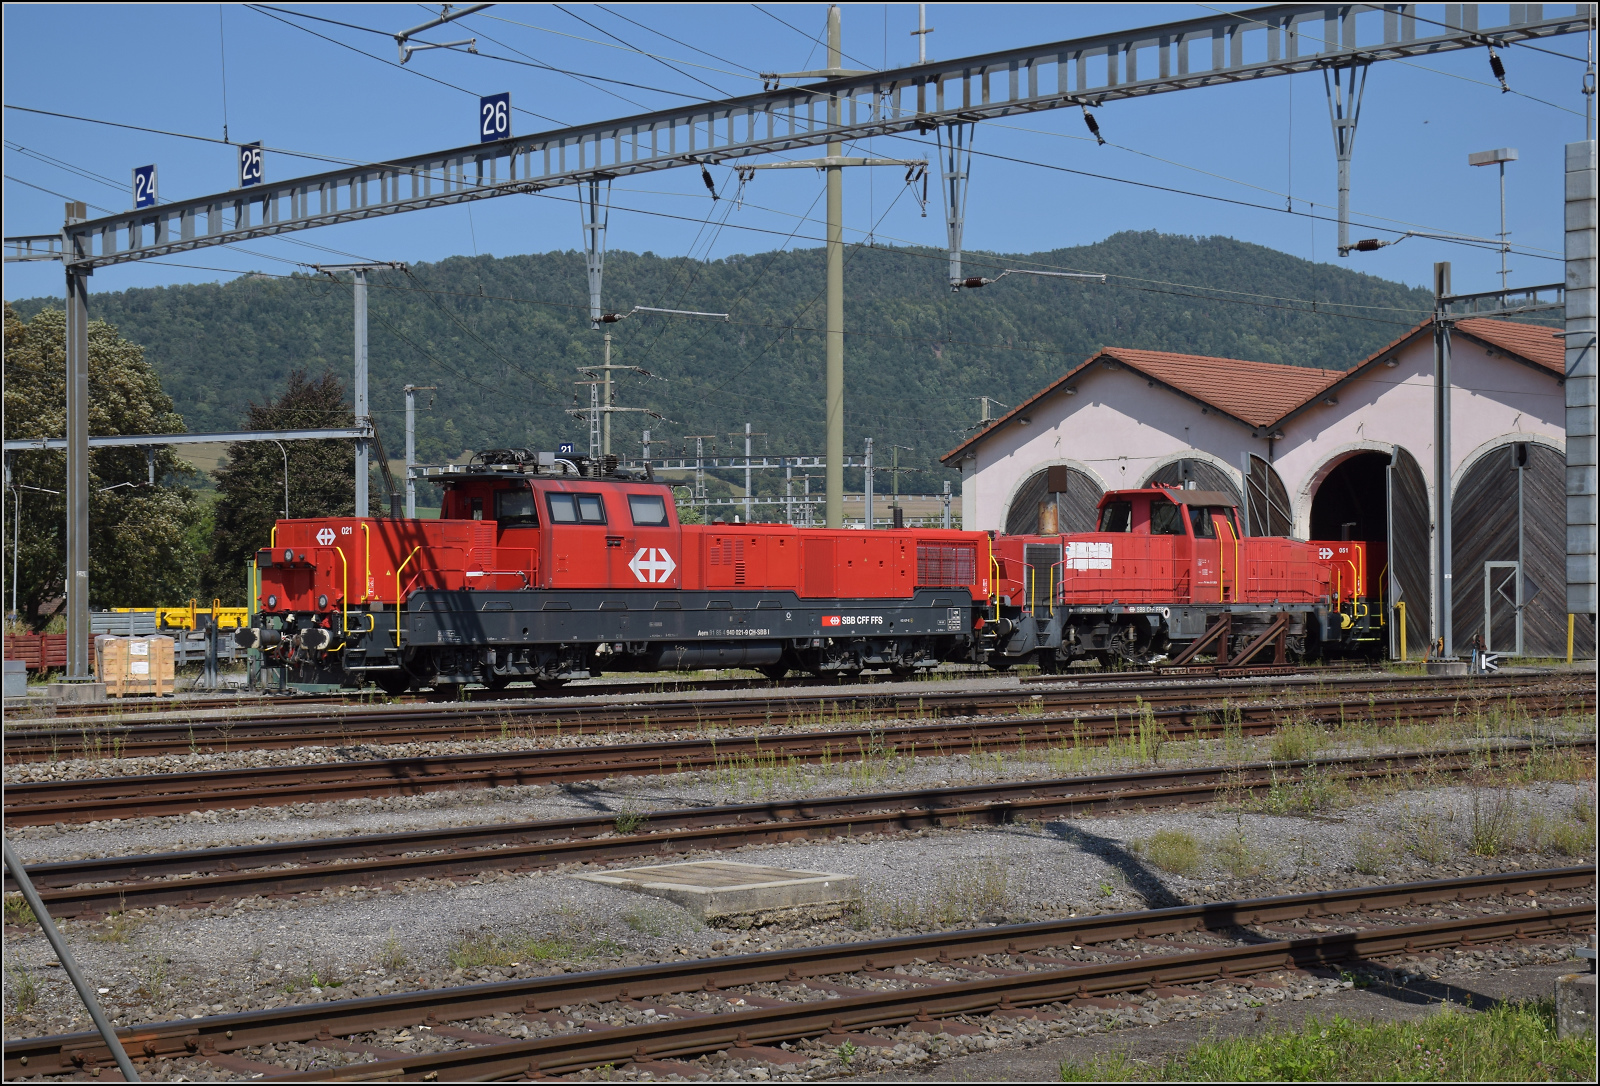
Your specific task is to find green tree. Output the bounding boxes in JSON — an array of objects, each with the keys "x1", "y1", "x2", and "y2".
[
  {"x1": 205, "y1": 371, "x2": 355, "y2": 601},
  {"x1": 2, "y1": 303, "x2": 201, "y2": 627}
]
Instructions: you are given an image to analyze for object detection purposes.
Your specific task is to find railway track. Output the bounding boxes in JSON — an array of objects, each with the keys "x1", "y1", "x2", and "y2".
[
  {"x1": 11, "y1": 740, "x2": 1587, "y2": 917},
  {"x1": 14, "y1": 663, "x2": 1387, "y2": 723},
  {"x1": 6, "y1": 868, "x2": 1590, "y2": 1080},
  {"x1": 6, "y1": 682, "x2": 1589, "y2": 825},
  {"x1": 3, "y1": 671, "x2": 1576, "y2": 764}
]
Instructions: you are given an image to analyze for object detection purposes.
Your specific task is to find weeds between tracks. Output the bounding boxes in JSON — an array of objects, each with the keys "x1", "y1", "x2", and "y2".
[{"x1": 1060, "y1": 999, "x2": 1596, "y2": 1083}]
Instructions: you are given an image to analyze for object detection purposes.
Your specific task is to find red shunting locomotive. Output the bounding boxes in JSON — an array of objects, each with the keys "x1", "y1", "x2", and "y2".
[
  {"x1": 239, "y1": 452, "x2": 993, "y2": 693},
  {"x1": 238, "y1": 454, "x2": 1381, "y2": 692},
  {"x1": 986, "y1": 485, "x2": 1381, "y2": 669}
]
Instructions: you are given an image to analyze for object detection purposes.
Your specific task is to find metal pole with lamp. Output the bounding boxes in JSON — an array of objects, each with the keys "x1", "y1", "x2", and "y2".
[
  {"x1": 270, "y1": 440, "x2": 289, "y2": 519},
  {"x1": 1468, "y1": 147, "x2": 1517, "y2": 290}
]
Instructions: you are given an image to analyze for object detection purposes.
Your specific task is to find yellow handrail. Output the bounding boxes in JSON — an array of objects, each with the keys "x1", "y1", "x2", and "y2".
[
  {"x1": 1219, "y1": 516, "x2": 1240, "y2": 601},
  {"x1": 395, "y1": 546, "x2": 422, "y2": 647},
  {"x1": 1396, "y1": 601, "x2": 1408, "y2": 661},
  {"x1": 333, "y1": 545, "x2": 348, "y2": 640},
  {"x1": 361, "y1": 522, "x2": 371, "y2": 601}
]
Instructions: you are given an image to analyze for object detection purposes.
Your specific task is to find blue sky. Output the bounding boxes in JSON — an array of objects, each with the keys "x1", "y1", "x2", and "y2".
[{"x1": 3, "y1": 3, "x2": 1593, "y2": 304}]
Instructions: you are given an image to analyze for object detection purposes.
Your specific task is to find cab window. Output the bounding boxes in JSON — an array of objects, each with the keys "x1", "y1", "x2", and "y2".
[
  {"x1": 495, "y1": 488, "x2": 539, "y2": 527},
  {"x1": 1188, "y1": 504, "x2": 1216, "y2": 538},
  {"x1": 1149, "y1": 500, "x2": 1186, "y2": 536},
  {"x1": 1097, "y1": 501, "x2": 1132, "y2": 532},
  {"x1": 628, "y1": 493, "x2": 670, "y2": 527},
  {"x1": 547, "y1": 492, "x2": 607, "y2": 525}
]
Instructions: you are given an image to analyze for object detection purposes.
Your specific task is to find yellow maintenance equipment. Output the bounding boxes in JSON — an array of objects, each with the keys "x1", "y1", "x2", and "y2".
[{"x1": 112, "y1": 603, "x2": 250, "y2": 631}]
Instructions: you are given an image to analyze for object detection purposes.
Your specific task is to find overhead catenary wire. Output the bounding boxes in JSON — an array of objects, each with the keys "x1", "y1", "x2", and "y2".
[
  {"x1": 476, "y1": 8, "x2": 755, "y2": 80},
  {"x1": 552, "y1": 3, "x2": 733, "y2": 97}
]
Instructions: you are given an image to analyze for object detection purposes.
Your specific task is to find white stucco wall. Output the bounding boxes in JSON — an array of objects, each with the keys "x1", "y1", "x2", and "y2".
[{"x1": 957, "y1": 335, "x2": 1565, "y2": 537}]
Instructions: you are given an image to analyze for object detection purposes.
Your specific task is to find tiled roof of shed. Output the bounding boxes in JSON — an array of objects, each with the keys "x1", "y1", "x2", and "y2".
[
  {"x1": 940, "y1": 317, "x2": 1564, "y2": 465},
  {"x1": 1097, "y1": 347, "x2": 1343, "y2": 428},
  {"x1": 1455, "y1": 318, "x2": 1564, "y2": 374}
]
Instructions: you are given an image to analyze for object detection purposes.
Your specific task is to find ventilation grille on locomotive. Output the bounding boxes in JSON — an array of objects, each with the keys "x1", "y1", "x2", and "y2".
[{"x1": 917, "y1": 542, "x2": 976, "y2": 587}]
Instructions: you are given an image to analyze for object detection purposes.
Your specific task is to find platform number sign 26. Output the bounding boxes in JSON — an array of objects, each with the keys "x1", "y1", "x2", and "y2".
[
  {"x1": 480, "y1": 92, "x2": 511, "y2": 143},
  {"x1": 132, "y1": 165, "x2": 157, "y2": 210},
  {"x1": 238, "y1": 142, "x2": 263, "y2": 188}
]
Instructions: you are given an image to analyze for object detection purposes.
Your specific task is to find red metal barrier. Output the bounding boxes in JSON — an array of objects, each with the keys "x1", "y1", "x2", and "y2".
[{"x1": 3, "y1": 633, "x2": 93, "y2": 673}]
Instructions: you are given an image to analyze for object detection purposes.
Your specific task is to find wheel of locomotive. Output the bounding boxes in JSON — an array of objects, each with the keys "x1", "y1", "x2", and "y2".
[
  {"x1": 433, "y1": 681, "x2": 466, "y2": 701},
  {"x1": 987, "y1": 658, "x2": 1013, "y2": 672},
  {"x1": 888, "y1": 663, "x2": 917, "y2": 679},
  {"x1": 1034, "y1": 651, "x2": 1062, "y2": 675},
  {"x1": 534, "y1": 678, "x2": 569, "y2": 691},
  {"x1": 484, "y1": 673, "x2": 513, "y2": 692},
  {"x1": 373, "y1": 669, "x2": 411, "y2": 697},
  {"x1": 759, "y1": 664, "x2": 789, "y2": 681},
  {"x1": 1109, "y1": 620, "x2": 1155, "y2": 665}
]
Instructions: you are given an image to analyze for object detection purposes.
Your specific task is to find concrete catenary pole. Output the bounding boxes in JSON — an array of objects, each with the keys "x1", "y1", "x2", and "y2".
[
  {"x1": 1567, "y1": 140, "x2": 1598, "y2": 630},
  {"x1": 824, "y1": 4, "x2": 845, "y2": 528},
  {"x1": 353, "y1": 269, "x2": 370, "y2": 517},
  {"x1": 1433, "y1": 261, "x2": 1454, "y2": 657},
  {"x1": 63, "y1": 211, "x2": 91, "y2": 680},
  {"x1": 404, "y1": 384, "x2": 417, "y2": 519}
]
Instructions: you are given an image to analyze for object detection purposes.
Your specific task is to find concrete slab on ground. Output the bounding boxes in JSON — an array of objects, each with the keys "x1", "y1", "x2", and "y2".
[{"x1": 573, "y1": 860, "x2": 858, "y2": 922}]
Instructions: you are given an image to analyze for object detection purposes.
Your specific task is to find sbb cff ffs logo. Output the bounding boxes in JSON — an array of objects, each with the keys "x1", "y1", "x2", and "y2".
[
  {"x1": 316, "y1": 528, "x2": 336, "y2": 546},
  {"x1": 822, "y1": 615, "x2": 885, "y2": 627},
  {"x1": 629, "y1": 548, "x2": 677, "y2": 584}
]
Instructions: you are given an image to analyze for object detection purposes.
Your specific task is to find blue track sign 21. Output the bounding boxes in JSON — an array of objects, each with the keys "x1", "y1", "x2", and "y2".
[
  {"x1": 480, "y1": 93, "x2": 511, "y2": 143},
  {"x1": 558, "y1": 442, "x2": 576, "y2": 455},
  {"x1": 239, "y1": 142, "x2": 263, "y2": 188},
  {"x1": 132, "y1": 165, "x2": 157, "y2": 209}
]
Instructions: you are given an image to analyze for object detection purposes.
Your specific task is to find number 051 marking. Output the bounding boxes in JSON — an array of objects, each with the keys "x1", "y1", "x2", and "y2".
[{"x1": 480, "y1": 92, "x2": 510, "y2": 143}]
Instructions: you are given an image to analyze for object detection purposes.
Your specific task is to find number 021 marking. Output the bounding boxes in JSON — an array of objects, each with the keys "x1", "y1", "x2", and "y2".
[{"x1": 479, "y1": 92, "x2": 511, "y2": 143}]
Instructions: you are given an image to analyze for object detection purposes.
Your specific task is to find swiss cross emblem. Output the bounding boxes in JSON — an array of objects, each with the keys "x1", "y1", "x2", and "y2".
[
  {"x1": 317, "y1": 528, "x2": 336, "y2": 546},
  {"x1": 628, "y1": 547, "x2": 676, "y2": 583}
]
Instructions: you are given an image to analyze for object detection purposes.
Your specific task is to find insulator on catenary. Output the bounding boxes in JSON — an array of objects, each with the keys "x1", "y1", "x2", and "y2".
[
  {"x1": 1354, "y1": 239, "x2": 1385, "y2": 252},
  {"x1": 962, "y1": 277, "x2": 989, "y2": 288},
  {"x1": 1081, "y1": 107, "x2": 1105, "y2": 145},
  {"x1": 700, "y1": 164, "x2": 719, "y2": 200},
  {"x1": 1488, "y1": 47, "x2": 1509, "y2": 93}
]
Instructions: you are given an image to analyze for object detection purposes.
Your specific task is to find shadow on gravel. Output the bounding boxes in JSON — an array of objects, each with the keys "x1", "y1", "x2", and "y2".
[
  {"x1": 1044, "y1": 821, "x2": 1187, "y2": 909},
  {"x1": 557, "y1": 782, "x2": 622, "y2": 813},
  {"x1": 1354, "y1": 972, "x2": 1510, "y2": 1012}
]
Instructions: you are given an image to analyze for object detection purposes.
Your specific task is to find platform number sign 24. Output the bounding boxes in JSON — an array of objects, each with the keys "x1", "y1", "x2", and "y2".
[
  {"x1": 238, "y1": 142, "x2": 263, "y2": 188},
  {"x1": 132, "y1": 165, "x2": 157, "y2": 210},
  {"x1": 480, "y1": 92, "x2": 511, "y2": 143}
]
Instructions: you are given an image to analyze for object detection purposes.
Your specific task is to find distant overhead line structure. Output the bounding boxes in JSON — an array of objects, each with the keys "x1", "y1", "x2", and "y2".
[
  {"x1": 5, "y1": 3, "x2": 1587, "y2": 682},
  {"x1": 7, "y1": 6, "x2": 1584, "y2": 271}
]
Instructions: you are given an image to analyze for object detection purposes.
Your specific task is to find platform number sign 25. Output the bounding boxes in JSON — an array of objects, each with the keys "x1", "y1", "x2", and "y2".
[
  {"x1": 480, "y1": 93, "x2": 511, "y2": 143},
  {"x1": 132, "y1": 165, "x2": 157, "y2": 210},
  {"x1": 238, "y1": 142, "x2": 263, "y2": 188}
]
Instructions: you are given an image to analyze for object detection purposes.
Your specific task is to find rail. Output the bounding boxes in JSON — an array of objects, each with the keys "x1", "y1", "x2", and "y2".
[
  {"x1": 4, "y1": 679, "x2": 1588, "y2": 822},
  {"x1": 5, "y1": 868, "x2": 1590, "y2": 1079},
  {"x1": 12, "y1": 740, "x2": 1586, "y2": 915}
]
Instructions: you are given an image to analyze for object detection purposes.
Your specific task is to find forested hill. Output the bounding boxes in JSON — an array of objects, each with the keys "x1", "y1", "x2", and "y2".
[{"x1": 9, "y1": 231, "x2": 1432, "y2": 491}]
